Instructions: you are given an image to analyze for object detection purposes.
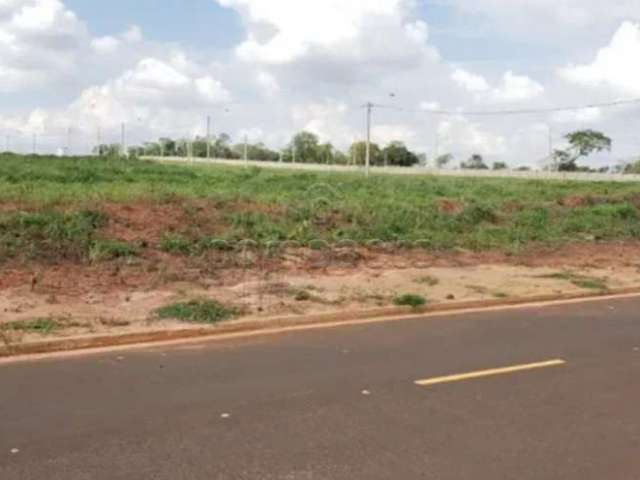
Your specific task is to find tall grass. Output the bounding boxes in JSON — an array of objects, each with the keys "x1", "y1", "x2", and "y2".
[{"x1": 2, "y1": 154, "x2": 640, "y2": 254}]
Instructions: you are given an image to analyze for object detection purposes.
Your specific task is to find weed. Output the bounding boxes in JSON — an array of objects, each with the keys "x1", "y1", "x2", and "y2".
[
  {"x1": 493, "y1": 291, "x2": 510, "y2": 299},
  {"x1": 415, "y1": 275, "x2": 439, "y2": 286},
  {"x1": 3, "y1": 155, "x2": 640, "y2": 254},
  {"x1": 155, "y1": 300, "x2": 237, "y2": 324},
  {"x1": 294, "y1": 290, "x2": 313, "y2": 302},
  {"x1": 90, "y1": 240, "x2": 138, "y2": 262},
  {"x1": 160, "y1": 234, "x2": 193, "y2": 255},
  {"x1": 537, "y1": 272, "x2": 609, "y2": 291},
  {"x1": 1, "y1": 318, "x2": 63, "y2": 335},
  {"x1": 0, "y1": 209, "x2": 107, "y2": 262},
  {"x1": 467, "y1": 285, "x2": 489, "y2": 295},
  {"x1": 393, "y1": 294, "x2": 428, "y2": 308}
]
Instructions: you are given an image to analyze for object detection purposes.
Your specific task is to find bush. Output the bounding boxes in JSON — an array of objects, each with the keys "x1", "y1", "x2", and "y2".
[
  {"x1": 393, "y1": 294, "x2": 428, "y2": 309},
  {"x1": 89, "y1": 240, "x2": 138, "y2": 262},
  {"x1": 155, "y1": 300, "x2": 237, "y2": 324}
]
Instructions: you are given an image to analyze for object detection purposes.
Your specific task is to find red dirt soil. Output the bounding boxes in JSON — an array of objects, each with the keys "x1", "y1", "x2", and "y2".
[{"x1": 2, "y1": 200, "x2": 640, "y2": 298}]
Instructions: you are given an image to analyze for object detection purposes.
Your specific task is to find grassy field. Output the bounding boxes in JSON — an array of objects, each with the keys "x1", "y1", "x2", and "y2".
[{"x1": 2, "y1": 153, "x2": 640, "y2": 263}]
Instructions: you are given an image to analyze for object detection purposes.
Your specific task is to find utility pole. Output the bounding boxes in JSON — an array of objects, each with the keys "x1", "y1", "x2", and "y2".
[
  {"x1": 5, "y1": 135, "x2": 10, "y2": 153},
  {"x1": 243, "y1": 135, "x2": 248, "y2": 165},
  {"x1": 365, "y1": 102, "x2": 373, "y2": 177},
  {"x1": 67, "y1": 127, "x2": 72, "y2": 156},
  {"x1": 96, "y1": 125, "x2": 102, "y2": 156},
  {"x1": 121, "y1": 123, "x2": 126, "y2": 157},
  {"x1": 206, "y1": 115, "x2": 212, "y2": 159}
]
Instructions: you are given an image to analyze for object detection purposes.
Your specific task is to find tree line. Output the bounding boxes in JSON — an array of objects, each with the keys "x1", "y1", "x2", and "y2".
[
  {"x1": 96, "y1": 131, "x2": 424, "y2": 167},
  {"x1": 95, "y1": 128, "x2": 639, "y2": 173}
]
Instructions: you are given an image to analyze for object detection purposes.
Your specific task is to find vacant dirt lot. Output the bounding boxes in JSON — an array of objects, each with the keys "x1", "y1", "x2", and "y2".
[
  {"x1": 3, "y1": 157, "x2": 640, "y2": 347},
  {"x1": 2, "y1": 238, "x2": 640, "y2": 346}
]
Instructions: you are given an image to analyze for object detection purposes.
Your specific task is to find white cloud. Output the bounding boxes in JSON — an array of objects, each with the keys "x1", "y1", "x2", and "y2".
[
  {"x1": 256, "y1": 71, "x2": 280, "y2": 97},
  {"x1": 452, "y1": 68, "x2": 544, "y2": 102},
  {"x1": 91, "y1": 35, "x2": 120, "y2": 54},
  {"x1": 291, "y1": 100, "x2": 354, "y2": 145},
  {"x1": 448, "y1": 0, "x2": 640, "y2": 40},
  {"x1": 491, "y1": 71, "x2": 544, "y2": 102},
  {"x1": 218, "y1": 0, "x2": 409, "y2": 64},
  {"x1": 451, "y1": 68, "x2": 490, "y2": 93},
  {"x1": 372, "y1": 124, "x2": 416, "y2": 145},
  {"x1": 122, "y1": 25, "x2": 142, "y2": 43},
  {"x1": 438, "y1": 116, "x2": 508, "y2": 157},
  {"x1": 0, "y1": 0, "x2": 88, "y2": 91},
  {"x1": 419, "y1": 101, "x2": 441, "y2": 111},
  {"x1": 64, "y1": 56, "x2": 231, "y2": 133},
  {"x1": 91, "y1": 25, "x2": 144, "y2": 55},
  {"x1": 551, "y1": 107, "x2": 603, "y2": 124},
  {"x1": 559, "y1": 21, "x2": 640, "y2": 95},
  {"x1": 216, "y1": 0, "x2": 439, "y2": 83}
]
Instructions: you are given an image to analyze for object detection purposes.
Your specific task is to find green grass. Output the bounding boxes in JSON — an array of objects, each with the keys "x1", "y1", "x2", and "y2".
[
  {"x1": 1, "y1": 318, "x2": 63, "y2": 334},
  {"x1": 3, "y1": 154, "x2": 640, "y2": 256},
  {"x1": 89, "y1": 240, "x2": 138, "y2": 262},
  {"x1": 393, "y1": 294, "x2": 428, "y2": 308},
  {"x1": 537, "y1": 272, "x2": 609, "y2": 291},
  {"x1": 0, "y1": 209, "x2": 107, "y2": 262},
  {"x1": 155, "y1": 300, "x2": 237, "y2": 324}
]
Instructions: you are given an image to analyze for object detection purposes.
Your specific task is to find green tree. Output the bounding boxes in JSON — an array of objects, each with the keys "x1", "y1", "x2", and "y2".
[
  {"x1": 382, "y1": 141, "x2": 420, "y2": 167},
  {"x1": 461, "y1": 154, "x2": 488, "y2": 170},
  {"x1": 291, "y1": 131, "x2": 321, "y2": 163},
  {"x1": 142, "y1": 142, "x2": 162, "y2": 156},
  {"x1": 349, "y1": 141, "x2": 382, "y2": 166},
  {"x1": 158, "y1": 138, "x2": 177, "y2": 156},
  {"x1": 191, "y1": 137, "x2": 209, "y2": 158},
  {"x1": 233, "y1": 142, "x2": 280, "y2": 161},
  {"x1": 553, "y1": 129, "x2": 612, "y2": 172},
  {"x1": 624, "y1": 159, "x2": 640, "y2": 174},
  {"x1": 212, "y1": 134, "x2": 237, "y2": 159},
  {"x1": 93, "y1": 144, "x2": 123, "y2": 157},
  {"x1": 492, "y1": 161, "x2": 508, "y2": 170},
  {"x1": 435, "y1": 153, "x2": 453, "y2": 169}
]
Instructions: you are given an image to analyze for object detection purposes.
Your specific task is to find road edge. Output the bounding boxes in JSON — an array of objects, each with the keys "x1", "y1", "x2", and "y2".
[{"x1": 2, "y1": 287, "x2": 640, "y2": 363}]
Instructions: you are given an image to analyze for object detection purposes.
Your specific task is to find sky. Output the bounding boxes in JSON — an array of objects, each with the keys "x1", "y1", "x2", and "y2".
[{"x1": 1, "y1": 0, "x2": 640, "y2": 167}]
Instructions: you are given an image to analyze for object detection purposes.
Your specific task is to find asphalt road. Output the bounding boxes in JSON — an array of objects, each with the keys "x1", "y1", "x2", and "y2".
[{"x1": 2, "y1": 297, "x2": 640, "y2": 479}]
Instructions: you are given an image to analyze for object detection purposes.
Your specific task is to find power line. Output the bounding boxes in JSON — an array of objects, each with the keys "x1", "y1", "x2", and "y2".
[{"x1": 368, "y1": 98, "x2": 640, "y2": 117}]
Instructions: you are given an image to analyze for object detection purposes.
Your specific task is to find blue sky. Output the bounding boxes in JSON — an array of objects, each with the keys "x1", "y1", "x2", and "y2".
[
  {"x1": 63, "y1": 0, "x2": 565, "y2": 69},
  {"x1": 66, "y1": 0, "x2": 243, "y2": 48},
  {"x1": 1, "y1": 0, "x2": 639, "y2": 165}
]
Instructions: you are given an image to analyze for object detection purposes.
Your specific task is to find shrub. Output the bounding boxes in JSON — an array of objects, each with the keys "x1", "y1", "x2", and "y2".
[
  {"x1": 155, "y1": 300, "x2": 237, "y2": 324},
  {"x1": 393, "y1": 294, "x2": 428, "y2": 309}
]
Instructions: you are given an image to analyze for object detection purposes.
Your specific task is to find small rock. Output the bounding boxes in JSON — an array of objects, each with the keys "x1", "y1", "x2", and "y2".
[
  {"x1": 361, "y1": 390, "x2": 371, "y2": 396},
  {"x1": 221, "y1": 413, "x2": 231, "y2": 419},
  {"x1": 10, "y1": 448, "x2": 19, "y2": 454},
  {"x1": 446, "y1": 294, "x2": 456, "y2": 300}
]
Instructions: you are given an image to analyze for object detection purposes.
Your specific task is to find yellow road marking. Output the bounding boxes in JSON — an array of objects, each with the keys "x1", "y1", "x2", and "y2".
[{"x1": 415, "y1": 359, "x2": 566, "y2": 387}]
